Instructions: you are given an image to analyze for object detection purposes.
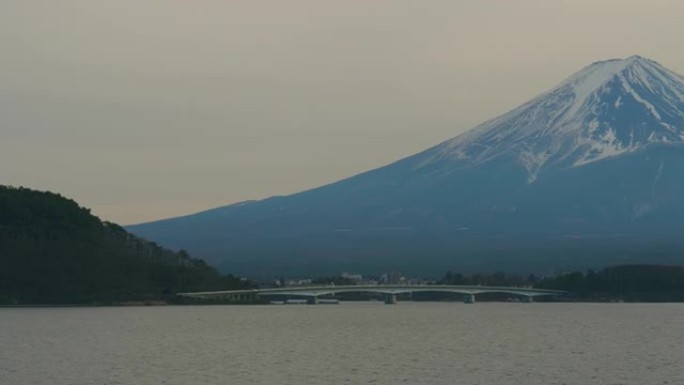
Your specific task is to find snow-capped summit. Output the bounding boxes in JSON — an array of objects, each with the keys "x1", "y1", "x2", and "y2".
[
  {"x1": 426, "y1": 55, "x2": 684, "y2": 181},
  {"x1": 129, "y1": 56, "x2": 684, "y2": 277}
]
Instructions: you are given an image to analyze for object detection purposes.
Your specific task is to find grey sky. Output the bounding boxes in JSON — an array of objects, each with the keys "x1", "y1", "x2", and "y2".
[{"x1": 2, "y1": 0, "x2": 683, "y2": 224}]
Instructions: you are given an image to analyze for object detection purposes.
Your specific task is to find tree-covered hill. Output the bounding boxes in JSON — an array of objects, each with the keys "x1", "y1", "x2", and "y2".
[{"x1": 0, "y1": 186, "x2": 253, "y2": 304}]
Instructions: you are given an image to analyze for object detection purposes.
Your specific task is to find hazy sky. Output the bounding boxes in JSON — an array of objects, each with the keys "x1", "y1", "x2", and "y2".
[{"x1": 2, "y1": 0, "x2": 684, "y2": 224}]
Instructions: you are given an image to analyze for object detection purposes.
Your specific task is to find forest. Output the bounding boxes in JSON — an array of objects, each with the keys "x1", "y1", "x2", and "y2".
[{"x1": 440, "y1": 264, "x2": 684, "y2": 301}]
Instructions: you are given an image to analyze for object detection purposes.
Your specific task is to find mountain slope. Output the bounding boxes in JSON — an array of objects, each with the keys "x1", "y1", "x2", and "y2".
[{"x1": 128, "y1": 56, "x2": 684, "y2": 277}]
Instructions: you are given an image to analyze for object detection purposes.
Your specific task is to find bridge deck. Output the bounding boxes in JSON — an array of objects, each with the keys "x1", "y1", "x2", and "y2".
[{"x1": 178, "y1": 284, "x2": 565, "y2": 298}]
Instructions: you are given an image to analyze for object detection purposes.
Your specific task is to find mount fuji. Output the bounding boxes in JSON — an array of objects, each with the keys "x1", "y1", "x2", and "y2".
[{"x1": 129, "y1": 56, "x2": 684, "y2": 277}]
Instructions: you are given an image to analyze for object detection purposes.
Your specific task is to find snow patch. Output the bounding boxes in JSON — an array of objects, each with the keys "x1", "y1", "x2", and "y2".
[
  {"x1": 618, "y1": 73, "x2": 662, "y2": 120},
  {"x1": 559, "y1": 58, "x2": 631, "y2": 122}
]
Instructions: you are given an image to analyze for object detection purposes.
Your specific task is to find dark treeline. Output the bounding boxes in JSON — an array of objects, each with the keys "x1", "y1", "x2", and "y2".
[
  {"x1": 439, "y1": 264, "x2": 684, "y2": 301},
  {"x1": 0, "y1": 186, "x2": 254, "y2": 305},
  {"x1": 535, "y1": 264, "x2": 684, "y2": 301},
  {"x1": 311, "y1": 276, "x2": 357, "y2": 286},
  {"x1": 438, "y1": 271, "x2": 539, "y2": 287}
]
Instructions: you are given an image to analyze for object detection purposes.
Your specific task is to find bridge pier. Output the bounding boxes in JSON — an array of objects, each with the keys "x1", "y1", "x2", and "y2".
[
  {"x1": 384, "y1": 294, "x2": 397, "y2": 305},
  {"x1": 464, "y1": 294, "x2": 476, "y2": 304},
  {"x1": 307, "y1": 296, "x2": 319, "y2": 305}
]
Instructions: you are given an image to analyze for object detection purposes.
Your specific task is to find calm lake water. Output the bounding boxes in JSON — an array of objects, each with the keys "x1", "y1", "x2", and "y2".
[{"x1": 1, "y1": 303, "x2": 682, "y2": 385}]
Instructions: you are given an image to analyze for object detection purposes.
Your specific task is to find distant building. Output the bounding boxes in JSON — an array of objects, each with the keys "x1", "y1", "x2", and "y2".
[
  {"x1": 341, "y1": 272, "x2": 363, "y2": 282},
  {"x1": 380, "y1": 271, "x2": 405, "y2": 284}
]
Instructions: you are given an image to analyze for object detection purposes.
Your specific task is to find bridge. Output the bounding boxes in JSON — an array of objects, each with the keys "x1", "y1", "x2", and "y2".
[{"x1": 178, "y1": 285, "x2": 565, "y2": 304}]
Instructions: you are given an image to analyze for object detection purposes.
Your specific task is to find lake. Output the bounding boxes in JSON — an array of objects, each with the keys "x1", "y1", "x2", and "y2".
[{"x1": 1, "y1": 303, "x2": 682, "y2": 384}]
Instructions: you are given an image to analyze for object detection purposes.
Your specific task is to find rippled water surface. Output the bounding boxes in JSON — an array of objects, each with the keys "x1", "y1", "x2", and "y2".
[{"x1": 1, "y1": 303, "x2": 683, "y2": 385}]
